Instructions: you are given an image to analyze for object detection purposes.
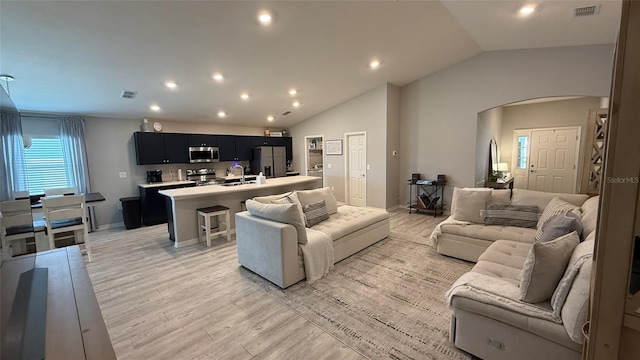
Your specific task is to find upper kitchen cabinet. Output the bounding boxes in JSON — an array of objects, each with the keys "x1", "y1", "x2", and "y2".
[
  {"x1": 187, "y1": 134, "x2": 218, "y2": 147},
  {"x1": 134, "y1": 132, "x2": 188, "y2": 165},
  {"x1": 218, "y1": 135, "x2": 253, "y2": 161}
]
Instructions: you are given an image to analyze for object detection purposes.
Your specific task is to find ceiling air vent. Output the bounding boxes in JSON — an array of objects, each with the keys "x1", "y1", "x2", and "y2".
[
  {"x1": 281, "y1": 110, "x2": 292, "y2": 116},
  {"x1": 573, "y1": 5, "x2": 600, "y2": 17},
  {"x1": 120, "y1": 90, "x2": 138, "y2": 99}
]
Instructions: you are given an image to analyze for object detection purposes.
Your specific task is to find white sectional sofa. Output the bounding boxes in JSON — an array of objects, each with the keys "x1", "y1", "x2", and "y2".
[
  {"x1": 438, "y1": 188, "x2": 599, "y2": 360},
  {"x1": 433, "y1": 188, "x2": 589, "y2": 262},
  {"x1": 235, "y1": 187, "x2": 389, "y2": 288}
]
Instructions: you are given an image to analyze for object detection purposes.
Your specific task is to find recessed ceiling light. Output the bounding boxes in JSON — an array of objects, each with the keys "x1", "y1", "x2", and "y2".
[
  {"x1": 164, "y1": 81, "x2": 178, "y2": 89},
  {"x1": 369, "y1": 59, "x2": 381, "y2": 69},
  {"x1": 217, "y1": 111, "x2": 227, "y2": 118},
  {"x1": 292, "y1": 101, "x2": 301, "y2": 108},
  {"x1": 258, "y1": 11, "x2": 272, "y2": 25},
  {"x1": 150, "y1": 104, "x2": 161, "y2": 112},
  {"x1": 519, "y1": 5, "x2": 536, "y2": 16},
  {"x1": 267, "y1": 115, "x2": 274, "y2": 122},
  {"x1": 212, "y1": 73, "x2": 224, "y2": 81},
  {"x1": 240, "y1": 93, "x2": 250, "y2": 100},
  {"x1": 288, "y1": 89, "x2": 298, "y2": 96}
]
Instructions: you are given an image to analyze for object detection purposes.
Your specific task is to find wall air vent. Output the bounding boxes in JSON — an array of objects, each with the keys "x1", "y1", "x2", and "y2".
[
  {"x1": 573, "y1": 5, "x2": 600, "y2": 17},
  {"x1": 281, "y1": 110, "x2": 292, "y2": 116},
  {"x1": 120, "y1": 90, "x2": 138, "y2": 99}
]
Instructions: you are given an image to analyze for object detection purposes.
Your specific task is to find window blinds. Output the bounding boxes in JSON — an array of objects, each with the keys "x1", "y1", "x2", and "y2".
[{"x1": 24, "y1": 137, "x2": 68, "y2": 194}]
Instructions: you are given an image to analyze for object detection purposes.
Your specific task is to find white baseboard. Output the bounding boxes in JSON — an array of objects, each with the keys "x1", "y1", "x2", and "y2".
[
  {"x1": 386, "y1": 205, "x2": 400, "y2": 212},
  {"x1": 97, "y1": 222, "x2": 126, "y2": 230}
]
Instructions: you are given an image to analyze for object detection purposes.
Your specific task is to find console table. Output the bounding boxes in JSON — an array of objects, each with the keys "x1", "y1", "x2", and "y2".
[
  {"x1": 486, "y1": 177, "x2": 514, "y2": 190},
  {"x1": 407, "y1": 180, "x2": 445, "y2": 217}
]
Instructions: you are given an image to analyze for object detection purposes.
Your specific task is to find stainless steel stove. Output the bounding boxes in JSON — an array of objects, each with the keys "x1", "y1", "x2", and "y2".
[{"x1": 186, "y1": 168, "x2": 217, "y2": 186}]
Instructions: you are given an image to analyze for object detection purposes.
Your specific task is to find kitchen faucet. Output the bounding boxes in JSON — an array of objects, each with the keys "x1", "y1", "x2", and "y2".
[{"x1": 233, "y1": 164, "x2": 245, "y2": 184}]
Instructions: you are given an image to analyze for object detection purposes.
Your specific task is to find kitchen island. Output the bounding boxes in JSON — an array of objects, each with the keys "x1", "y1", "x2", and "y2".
[{"x1": 159, "y1": 176, "x2": 322, "y2": 248}]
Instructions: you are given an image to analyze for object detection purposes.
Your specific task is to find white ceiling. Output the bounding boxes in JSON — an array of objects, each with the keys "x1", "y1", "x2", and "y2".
[{"x1": 0, "y1": 1, "x2": 621, "y2": 128}]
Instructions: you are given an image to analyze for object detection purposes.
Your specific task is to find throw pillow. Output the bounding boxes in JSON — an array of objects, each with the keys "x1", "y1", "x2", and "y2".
[
  {"x1": 519, "y1": 231, "x2": 580, "y2": 303},
  {"x1": 245, "y1": 199, "x2": 308, "y2": 244},
  {"x1": 538, "y1": 211, "x2": 583, "y2": 243},
  {"x1": 302, "y1": 200, "x2": 329, "y2": 227},
  {"x1": 536, "y1": 197, "x2": 582, "y2": 241},
  {"x1": 271, "y1": 191, "x2": 304, "y2": 219},
  {"x1": 452, "y1": 188, "x2": 492, "y2": 223},
  {"x1": 296, "y1": 187, "x2": 338, "y2": 215},
  {"x1": 483, "y1": 204, "x2": 538, "y2": 228}
]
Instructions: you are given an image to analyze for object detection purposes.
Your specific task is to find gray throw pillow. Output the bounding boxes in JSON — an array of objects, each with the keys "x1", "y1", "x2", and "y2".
[
  {"x1": 538, "y1": 211, "x2": 583, "y2": 243},
  {"x1": 302, "y1": 200, "x2": 329, "y2": 227},
  {"x1": 483, "y1": 204, "x2": 538, "y2": 228}
]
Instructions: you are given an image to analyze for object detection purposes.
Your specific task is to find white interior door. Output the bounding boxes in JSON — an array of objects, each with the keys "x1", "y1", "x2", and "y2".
[
  {"x1": 528, "y1": 128, "x2": 579, "y2": 193},
  {"x1": 347, "y1": 133, "x2": 366, "y2": 207}
]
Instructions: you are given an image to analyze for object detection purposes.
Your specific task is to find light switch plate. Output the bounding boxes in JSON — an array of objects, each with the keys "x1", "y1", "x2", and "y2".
[
  {"x1": 367, "y1": 164, "x2": 371, "y2": 170},
  {"x1": 119, "y1": 172, "x2": 127, "y2": 179},
  {"x1": 327, "y1": 163, "x2": 332, "y2": 169}
]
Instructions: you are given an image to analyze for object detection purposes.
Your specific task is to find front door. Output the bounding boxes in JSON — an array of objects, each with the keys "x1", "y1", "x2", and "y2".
[
  {"x1": 347, "y1": 133, "x2": 366, "y2": 207},
  {"x1": 528, "y1": 128, "x2": 579, "y2": 193}
]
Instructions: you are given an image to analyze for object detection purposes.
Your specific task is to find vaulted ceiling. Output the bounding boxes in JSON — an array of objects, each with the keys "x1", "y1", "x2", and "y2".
[{"x1": 0, "y1": 1, "x2": 622, "y2": 128}]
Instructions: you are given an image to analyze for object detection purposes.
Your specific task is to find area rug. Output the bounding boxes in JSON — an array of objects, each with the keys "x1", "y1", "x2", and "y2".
[{"x1": 255, "y1": 230, "x2": 474, "y2": 360}]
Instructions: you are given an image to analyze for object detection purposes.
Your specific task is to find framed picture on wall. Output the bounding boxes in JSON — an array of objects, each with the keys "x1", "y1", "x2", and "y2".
[{"x1": 325, "y1": 140, "x2": 343, "y2": 155}]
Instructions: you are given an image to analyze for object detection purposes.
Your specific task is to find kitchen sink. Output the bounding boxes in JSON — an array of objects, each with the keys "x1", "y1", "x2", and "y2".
[{"x1": 217, "y1": 180, "x2": 256, "y2": 187}]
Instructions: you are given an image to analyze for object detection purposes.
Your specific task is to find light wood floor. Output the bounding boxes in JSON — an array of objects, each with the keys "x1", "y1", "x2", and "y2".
[{"x1": 85, "y1": 209, "x2": 446, "y2": 360}]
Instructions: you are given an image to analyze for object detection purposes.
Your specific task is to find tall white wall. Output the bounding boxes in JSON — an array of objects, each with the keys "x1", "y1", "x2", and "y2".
[
  {"x1": 289, "y1": 85, "x2": 390, "y2": 209},
  {"x1": 386, "y1": 84, "x2": 401, "y2": 209},
  {"x1": 475, "y1": 106, "x2": 503, "y2": 187},
  {"x1": 399, "y1": 44, "x2": 614, "y2": 210}
]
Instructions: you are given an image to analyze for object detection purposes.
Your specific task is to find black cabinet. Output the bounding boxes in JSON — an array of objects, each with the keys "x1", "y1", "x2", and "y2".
[
  {"x1": 139, "y1": 183, "x2": 195, "y2": 226},
  {"x1": 134, "y1": 132, "x2": 188, "y2": 165},
  {"x1": 187, "y1": 134, "x2": 218, "y2": 147},
  {"x1": 218, "y1": 135, "x2": 253, "y2": 161}
]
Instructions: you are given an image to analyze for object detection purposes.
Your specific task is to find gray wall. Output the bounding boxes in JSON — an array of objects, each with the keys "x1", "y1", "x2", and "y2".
[
  {"x1": 500, "y1": 96, "x2": 602, "y2": 176},
  {"x1": 289, "y1": 84, "x2": 390, "y2": 209},
  {"x1": 475, "y1": 106, "x2": 503, "y2": 187},
  {"x1": 399, "y1": 44, "x2": 614, "y2": 211},
  {"x1": 386, "y1": 84, "x2": 401, "y2": 209},
  {"x1": 83, "y1": 117, "x2": 264, "y2": 227}
]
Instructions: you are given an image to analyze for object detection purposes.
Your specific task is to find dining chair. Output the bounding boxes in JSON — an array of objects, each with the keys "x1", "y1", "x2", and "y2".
[
  {"x1": 12, "y1": 190, "x2": 31, "y2": 200},
  {"x1": 0, "y1": 199, "x2": 36, "y2": 260},
  {"x1": 43, "y1": 187, "x2": 77, "y2": 197},
  {"x1": 41, "y1": 194, "x2": 93, "y2": 262}
]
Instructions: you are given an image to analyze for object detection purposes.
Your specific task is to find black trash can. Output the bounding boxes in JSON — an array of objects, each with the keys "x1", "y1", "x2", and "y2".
[{"x1": 120, "y1": 196, "x2": 142, "y2": 230}]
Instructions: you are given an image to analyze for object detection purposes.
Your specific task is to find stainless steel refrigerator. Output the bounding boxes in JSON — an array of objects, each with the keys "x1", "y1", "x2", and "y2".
[{"x1": 251, "y1": 146, "x2": 286, "y2": 178}]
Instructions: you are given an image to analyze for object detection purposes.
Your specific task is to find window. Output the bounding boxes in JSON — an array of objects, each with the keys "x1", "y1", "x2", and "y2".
[
  {"x1": 24, "y1": 137, "x2": 69, "y2": 194},
  {"x1": 516, "y1": 135, "x2": 529, "y2": 170}
]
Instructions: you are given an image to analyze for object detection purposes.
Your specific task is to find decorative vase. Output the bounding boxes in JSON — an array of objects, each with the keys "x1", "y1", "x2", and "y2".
[{"x1": 140, "y1": 118, "x2": 150, "y2": 132}]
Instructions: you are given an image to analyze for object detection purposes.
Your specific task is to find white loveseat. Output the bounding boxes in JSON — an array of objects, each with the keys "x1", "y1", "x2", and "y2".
[
  {"x1": 439, "y1": 189, "x2": 599, "y2": 360},
  {"x1": 235, "y1": 188, "x2": 389, "y2": 288}
]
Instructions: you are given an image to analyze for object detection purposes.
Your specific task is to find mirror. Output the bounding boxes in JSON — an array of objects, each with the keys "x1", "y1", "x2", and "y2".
[{"x1": 489, "y1": 139, "x2": 498, "y2": 173}]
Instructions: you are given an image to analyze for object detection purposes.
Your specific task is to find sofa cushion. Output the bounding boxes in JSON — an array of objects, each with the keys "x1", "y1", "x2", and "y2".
[
  {"x1": 483, "y1": 204, "x2": 538, "y2": 229},
  {"x1": 440, "y1": 222, "x2": 537, "y2": 244},
  {"x1": 245, "y1": 199, "x2": 308, "y2": 244},
  {"x1": 473, "y1": 240, "x2": 532, "y2": 285},
  {"x1": 451, "y1": 188, "x2": 510, "y2": 215},
  {"x1": 561, "y1": 255, "x2": 592, "y2": 344},
  {"x1": 551, "y1": 236, "x2": 594, "y2": 313},
  {"x1": 302, "y1": 200, "x2": 329, "y2": 227},
  {"x1": 452, "y1": 188, "x2": 492, "y2": 223},
  {"x1": 536, "y1": 198, "x2": 581, "y2": 241},
  {"x1": 519, "y1": 232, "x2": 580, "y2": 303},
  {"x1": 296, "y1": 187, "x2": 338, "y2": 215},
  {"x1": 511, "y1": 189, "x2": 588, "y2": 213},
  {"x1": 310, "y1": 205, "x2": 388, "y2": 240},
  {"x1": 538, "y1": 212, "x2": 583, "y2": 243},
  {"x1": 580, "y1": 196, "x2": 599, "y2": 239}
]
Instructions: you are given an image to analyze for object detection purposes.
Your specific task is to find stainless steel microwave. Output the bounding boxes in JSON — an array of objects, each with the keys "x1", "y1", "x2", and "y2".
[{"x1": 188, "y1": 146, "x2": 220, "y2": 163}]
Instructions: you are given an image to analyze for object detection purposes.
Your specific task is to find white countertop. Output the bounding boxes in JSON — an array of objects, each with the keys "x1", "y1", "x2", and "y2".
[
  {"x1": 218, "y1": 174, "x2": 257, "y2": 181},
  {"x1": 159, "y1": 176, "x2": 321, "y2": 200},
  {"x1": 138, "y1": 180, "x2": 195, "y2": 189}
]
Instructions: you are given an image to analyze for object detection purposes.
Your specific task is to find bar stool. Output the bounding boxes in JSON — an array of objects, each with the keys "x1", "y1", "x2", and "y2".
[{"x1": 197, "y1": 205, "x2": 231, "y2": 247}]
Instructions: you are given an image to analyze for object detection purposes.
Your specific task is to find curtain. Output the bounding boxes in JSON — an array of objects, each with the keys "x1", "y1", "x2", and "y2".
[
  {"x1": 0, "y1": 111, "x2": 28, "y2": 201},
  {"x1": 58, "y1": 117, "x2": 92, "y2": 194}
]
